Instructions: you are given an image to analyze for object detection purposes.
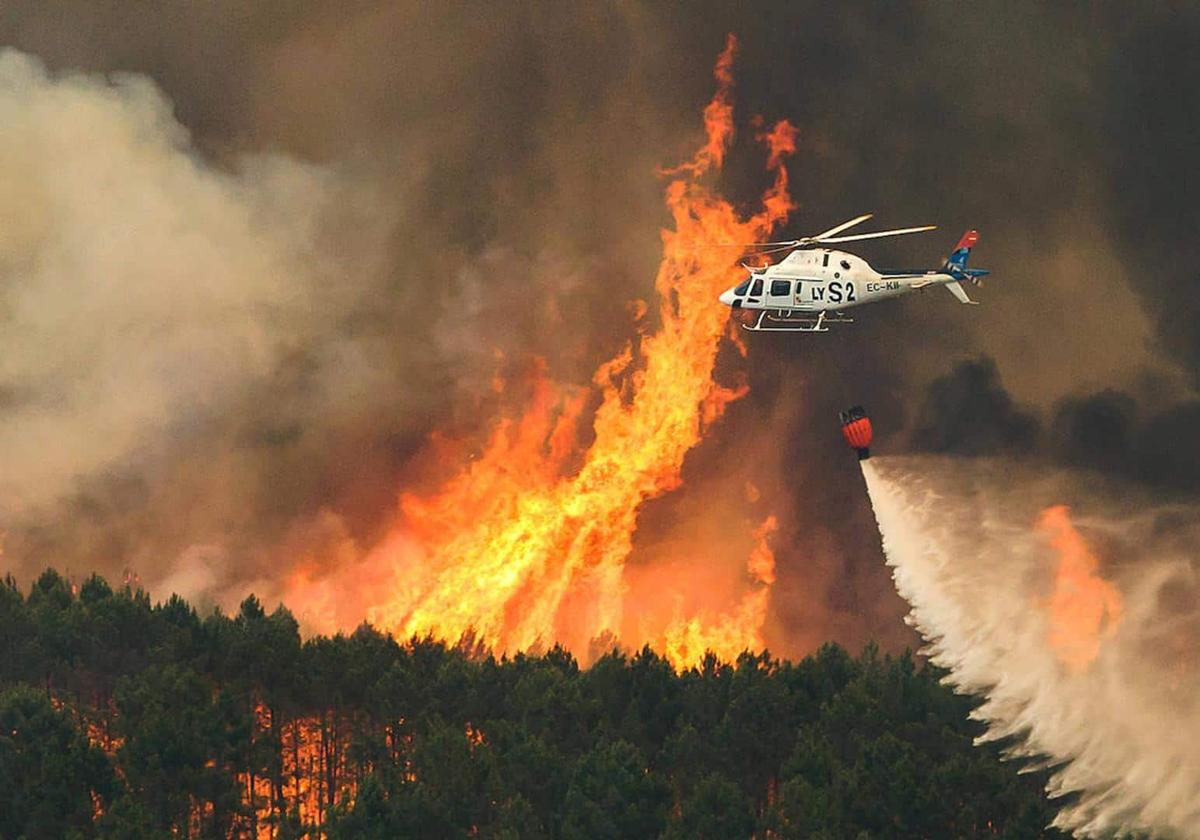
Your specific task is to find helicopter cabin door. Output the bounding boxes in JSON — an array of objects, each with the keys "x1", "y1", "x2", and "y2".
[{"x1": 765, "y1": 278, "x2": 794, "y2": 310}]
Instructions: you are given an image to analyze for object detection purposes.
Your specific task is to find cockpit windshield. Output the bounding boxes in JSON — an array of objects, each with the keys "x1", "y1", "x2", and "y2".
[{"x1": 733, "y1": 279, "x2": 751, "y2": 296}]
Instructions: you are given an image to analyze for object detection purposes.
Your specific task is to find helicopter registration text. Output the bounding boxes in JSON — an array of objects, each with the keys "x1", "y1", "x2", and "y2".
[{"x1": 865, "y1": 281, "x2": 902, "y2": 293}]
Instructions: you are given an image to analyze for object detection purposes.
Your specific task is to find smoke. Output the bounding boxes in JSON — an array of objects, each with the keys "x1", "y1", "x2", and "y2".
[
  {"x1": 862, "y1": 454, "x2": 1200, "y2": 837},
  {"x1": 910, "y1": 357, "x2": 1039, "y2": 456},
  {"x1": 0, "y1": 49, "x2": 410, "y2": 590}
]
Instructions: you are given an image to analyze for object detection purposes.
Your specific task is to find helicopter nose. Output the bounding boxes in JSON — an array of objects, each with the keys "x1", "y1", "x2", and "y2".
[{"x1": 718, "y1": 289, "x2": 735, "y2": 306}]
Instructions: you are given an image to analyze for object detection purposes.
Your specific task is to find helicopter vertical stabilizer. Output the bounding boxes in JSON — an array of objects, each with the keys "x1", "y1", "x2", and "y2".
[
  {"x1": 943, "y1": 230, "x2": 979, "y2": 271},
  {"x1": 942, "y1": 229, "x2": 989, "y2": 285}
]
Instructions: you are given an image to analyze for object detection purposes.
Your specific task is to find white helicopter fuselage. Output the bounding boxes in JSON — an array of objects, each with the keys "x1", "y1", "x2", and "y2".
[
  {"x1": 717, "y1": 225, "x2": 987, "y2": 332},
  {"x1": 718, "y1": 248, "x2": 957, "y2": 313}
]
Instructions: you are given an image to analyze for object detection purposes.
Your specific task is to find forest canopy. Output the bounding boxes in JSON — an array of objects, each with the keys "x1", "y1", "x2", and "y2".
[{"x1": 0, "y1": 569, "x2": 1064, "y2": 838}]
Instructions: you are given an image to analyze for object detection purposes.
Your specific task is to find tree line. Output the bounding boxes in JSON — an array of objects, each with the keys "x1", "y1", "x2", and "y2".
[{"x1": 0, "y1": 569, "x2": 1066, "y2": 838}]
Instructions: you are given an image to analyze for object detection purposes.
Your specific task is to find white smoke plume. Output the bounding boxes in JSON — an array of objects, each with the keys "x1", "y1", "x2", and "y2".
[
  {"x1": 862, "y1": 455, "x2": 1200, "y2": 837},
  {"x1": 0, "y1": 49, "x2": 403, "y2": 595}
]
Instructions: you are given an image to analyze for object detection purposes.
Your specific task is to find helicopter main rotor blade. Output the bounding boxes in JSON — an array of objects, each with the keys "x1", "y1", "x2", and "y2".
[
  {"x1": 819, "y1": 225, "x2": 936, "y2": 243},
  {"x1": 718, "y1": 240, "x2": 800, "y2": 248},
  {"x1": 746, "y1": 243, "x2": 801, "y2": 258},
  {"x1": 808, "y1": 214, "x2": 873, "y2": 241},
  {"x1": 715, "y1": 218, "x2": 928, "y2": 249}
]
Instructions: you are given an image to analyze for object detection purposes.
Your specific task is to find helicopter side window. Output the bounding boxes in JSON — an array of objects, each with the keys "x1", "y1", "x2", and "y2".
[
  {"x1": 749, "y1": 277, "x2": 763, "y2": 296},
  {"x1": 733, "y1": 279, "x2": 751, "y2": 296},
  {"x1": 770, "y1": 279, "x2": 792, "y2": 296}
]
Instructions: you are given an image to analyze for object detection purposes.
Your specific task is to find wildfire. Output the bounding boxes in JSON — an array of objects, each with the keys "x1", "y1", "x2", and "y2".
[
  {"x1": 1038, "y1": 505, "x2": 1124, "y2": 673},
  {"x1": 286, "y1": 35, "x2": 794, "y2": 669},
  {"x1": 662, "y1": 515, "x2": 778, "y2": 667}
]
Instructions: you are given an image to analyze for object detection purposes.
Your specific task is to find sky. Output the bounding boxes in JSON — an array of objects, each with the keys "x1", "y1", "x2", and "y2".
[{"x1": 0, "y1": 2, "x2": 1197, "y2": 656}]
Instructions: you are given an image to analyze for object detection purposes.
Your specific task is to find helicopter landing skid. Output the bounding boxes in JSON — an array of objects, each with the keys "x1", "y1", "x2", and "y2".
[{"x1": 741, "y1": 310, "x2": 851, "y2": 333}]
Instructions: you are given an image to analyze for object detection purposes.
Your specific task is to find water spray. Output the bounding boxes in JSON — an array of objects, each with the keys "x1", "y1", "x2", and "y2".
[{"x1": 853, "y1": 448, "x2": 1200, "y2": 838}]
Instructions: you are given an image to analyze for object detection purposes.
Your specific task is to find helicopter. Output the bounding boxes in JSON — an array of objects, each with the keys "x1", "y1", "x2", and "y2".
[{"x1": 718, "y1": 214, "x2": 989, "y2": 332}]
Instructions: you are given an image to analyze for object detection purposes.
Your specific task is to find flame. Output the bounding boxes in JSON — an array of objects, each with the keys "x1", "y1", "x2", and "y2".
[
  {"x1": 662, "y1": 515, "x2": 777, "y2": 667},
  {"x1": 1038, "y1": 505, "x2": 1124, "y2": 673},
  {"x1": 285, "y1": 35, "x2": 794, "y2": 669},
  {"x1": 684, "y1": 33, "x2": 738, "y2": 177}
]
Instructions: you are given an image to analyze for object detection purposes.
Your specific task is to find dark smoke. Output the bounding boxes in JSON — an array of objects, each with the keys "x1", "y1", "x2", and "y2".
[
  {"x1": 910, "y1": 357, "x2": 1039, "y2": 456},
  {"x1": 1051, "y1": 389, "x2": 1138, "y2": 474},
  {"x1": 908, "y1": 358, "x2": 1200, "y2": 497},
  {"x1": 1097, "y1": 5, "x2": 1200, "y2": 386},
  {"x1": 1132, "y1": 402, "x2": 1200, "y2": 493}
]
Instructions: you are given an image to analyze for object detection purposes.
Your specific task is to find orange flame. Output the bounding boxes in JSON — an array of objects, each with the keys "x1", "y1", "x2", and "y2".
[
  {"x1": 285, "y1": 35, "x2": 794, "y2": 669},
  {"x1": 683, "y1": 33, "x2": 738, "y2": 177},
  {"x1": 662, "y1": 515, "x2": 778, "y2": 667},
  {"x1": 1038, "y1": 505, "x2": 1124, "y2": 673}
]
